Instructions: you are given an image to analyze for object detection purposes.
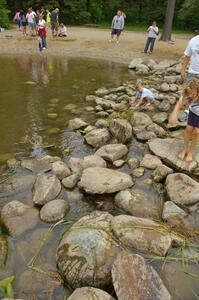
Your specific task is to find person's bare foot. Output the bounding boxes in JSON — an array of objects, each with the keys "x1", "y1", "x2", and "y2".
[
  {"x1": 186, "y1": 153, "x2": 193, "y2": 163},
  {"x1": 178, "y1": 151, "x2": 186, "y2": 161}
]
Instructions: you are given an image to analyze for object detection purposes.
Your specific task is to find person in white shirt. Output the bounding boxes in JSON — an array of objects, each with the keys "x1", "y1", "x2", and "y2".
[
  {"x1": 144, "y1": 21, "x2": 159, "y2": 54},
  {"x1": 26, "y1": 8, "x2": 36, "y2": 36},
  {"x1": 58, "y1": 23, "x2": 68, "y2": 37},
  {"x1": 134, "y1": 81, "x2": 155, "y2": 111},
  {"x1": 109, "y1": 10, "x2": 124, "y2": 44},
  {"x1": 181, "y1": 29, "x2": 199, "y2": 81},
  {"x1": 38, "y1": 15, "x2": 47, "y2": 51}
]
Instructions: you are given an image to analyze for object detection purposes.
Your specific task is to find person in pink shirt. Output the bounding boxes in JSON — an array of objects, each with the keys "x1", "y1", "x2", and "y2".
[{"x1": 13, "y1": 11, "x2": 21, "y2": 30}]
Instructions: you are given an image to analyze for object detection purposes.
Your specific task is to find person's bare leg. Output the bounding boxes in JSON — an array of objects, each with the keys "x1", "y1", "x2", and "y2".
[
  {"x1": 186, "y1": 128, "x2": 199, "y2": 162},
  {"x1": 179, "y1": 125, "x2": 194, "y2": 160}
]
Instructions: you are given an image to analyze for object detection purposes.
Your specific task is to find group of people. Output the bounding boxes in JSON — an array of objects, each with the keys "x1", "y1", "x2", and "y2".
[{"x1": 13, "y1": 7, "x2": 68, "y2": 51}]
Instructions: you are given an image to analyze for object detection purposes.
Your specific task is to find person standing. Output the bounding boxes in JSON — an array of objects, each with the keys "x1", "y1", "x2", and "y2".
[
  {"x1": 181, "y1": 28, "x2": 199, "y2": 82},
  {"x1": 38, "y1": 14, "x2": 47, "y2": 51},
  {"x1": 20, "y1": 10, "x2": 27, "y2": 37},
  {"x1": 13, "y1": 11, "x2": 21, "y2": 30},
  {"x1": 144, "y1": 21, "x2": 159, "y2": 54},
  {"x1": 50, "y1": 8, "x2": 59, "y2": 37},
  {"x1": 109, "y1": 10, "x2": 124, "y2": 44},
  {"x1": 26, "y1": 8, "x2": 36, "y2": 36}
]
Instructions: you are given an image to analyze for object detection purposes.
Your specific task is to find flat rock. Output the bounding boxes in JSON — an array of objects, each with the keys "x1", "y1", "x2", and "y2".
[
  {"x1": 68, "y1": 118, "x2": 88, "y2": 130},
  {"x1": 115, "y1": 189, "x2": 163, "y2": 219},
  {"x1": 21, "y1": 155, "x2": 60, "y2": 173},
  {"x1": 112, "y1": 252, "x2": 171, "y2": 300},
  {"x1": 140, "y1": 154, "x2": 162, "y2": 170},
  {"x1": 148, "y1": 138, "x2": 198, "y2": 173},
  {"x1": 52, "y1": 161, "x2": 71, "y2": 180},
  {"x1": 112, "y1": 215, "x2": 184, "y2": 256},
  {"x1": 79, "y1": 167, "x2": 133, "y2": 194},
  {"x1": 68, "y1": 287, "x2": 115, "y2": 300},
  {"x1": 166, "y1": 173, "x2": 199, "y2": 206},
  {"x1": 84, "y1": 128, "x2": 110, "y2": 148},
  {"x1": 96, "y1": 144, "x2": 128, "y2": 162},
  {"x1": 40, "y1": 199, "x2": 70, "y2": 223},
  {"x1": 0, "y1": 175, "x2": 36, "y2": 198},
  {"x1": 1, "y1": 201, "x2": 38, "y2": 236},
  {"x1": 33, "y1": 174, "x2": 61, "y2": 206},
  {"x1": 109, "y1": 119, "x2": 132, "y2": 143},
  {"x1": 57, "y1": 211, "x2": 120, "y2": 289}
]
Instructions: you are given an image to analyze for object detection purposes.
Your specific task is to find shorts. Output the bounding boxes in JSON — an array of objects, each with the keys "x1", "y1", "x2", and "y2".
[
  {"x1": 188, "y1": 110, "x2": 199, "y2": 128},
  {"x1": 112, "y1": 29, "x2": 122, "y2": 36},
  {"x1": 29, "y1": 22, "x2": 35, "y2": 30},
  {"x1": 51, "y1": 21, "x2": 58, "y2": 31},
  {"x1": 143, "y1": 96, "x2": 154, "y2": 104}
]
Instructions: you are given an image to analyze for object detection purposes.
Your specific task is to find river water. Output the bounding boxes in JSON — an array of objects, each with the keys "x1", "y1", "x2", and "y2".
[{"x1": 0, "y1": 56, "x2": 199, "y2": 300}]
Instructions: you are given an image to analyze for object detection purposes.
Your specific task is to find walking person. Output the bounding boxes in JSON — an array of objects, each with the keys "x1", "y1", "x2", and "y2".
[
  {"x1": 20, "y1": 10, "x2": 27, "y2": 37},
  {"x1": 181, "y1": 28, "x2": 199, "y2": 82},
  {"x1": 144, "y1": 21, "x2": 159, "y2": 54},
  {"x1": 13, "y1": 11, "x2": 21, "y2": 30},
  {"x1": 26, "y1": 8, "x2": 37, "y2": 36},
  {"x1": 38, "y1": 14, "x2": 47, "y2": 51},
  {"x1": 109, "y1": 10, "x2": 124, "y2": 44},
  {"x1": 50, "y1": 8, "x2": 59, "y2": 37}
]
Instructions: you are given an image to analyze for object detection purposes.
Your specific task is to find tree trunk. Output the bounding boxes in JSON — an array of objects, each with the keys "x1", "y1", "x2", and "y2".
[{"x1": 160, "y1": 0, "x2": 176, "y2": 41}]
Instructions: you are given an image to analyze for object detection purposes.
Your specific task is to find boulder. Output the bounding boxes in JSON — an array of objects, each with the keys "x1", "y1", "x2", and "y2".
[
  {"x1": 162, "y1": 201, "x2": 187, "y2": 223},
  {"x1": 21, "y1": 155, "x2": 60, "y2": 173},
  {"x1": 52, "y1": 161, "x2": 71, "y2": 180},
  {"x1": 136, "y1": 64, "x2": 149, "y2": 74},
  {"x1": 62, "y1": 174, "x2": 80, "y2": 189},
  {"x1": 1, "y1": 201, "x2": 38, "y2": 236},
  {"x1": 131, "y1": 112, "x2": 152, "y2": 127},
  {"x1": 33, "y1": 174, "x2": 61, "y2": 206},
  {"x1": 0, "y1": 175, "x2": 36, "y2": 198},
  {"x1": 96, "y1": 144, "x2": 128, "y2": 162},
  {"x1": 83, "y1": 155, "x2": 107, "y2": 169},
  {"x1": 148, "y1": 138, "x2": 198, "y2": 173},
  {"x1": 109, "y1": 119, "x2": 132, "y2": 143},
  {"x1": 95, "y1": 119, "x2": 109, "y2": 128},
  {"x1": 84, "y1": 128, "x2": 110, "y2": 148},
  {"x1": 160, "y1": 83, "x2": 170, "y2": 92},
  {"x1": 115, "y1": 189, "x2": 162, "y2": 219},
  {"x1": 166, "y1": 173, "x2": 199, "y2": 206},
  {"x1": 68, "y1": 118, "x2": 88, "y2": 130},
  {"x1": 79, "y1": 167, "x2": 133, "y2": 194},
  {"x1": 40, "y1": 199, "x2": 70, "y2": 223},
  {"x1": 136, "y1": 131, "x2": 157, "y2": 142},
  {"x1": 147, "y1": 123, "x2": 166, "y2": 137},
  {"x1": 152, "y1": 112, "x2": 168, "y2": 124},
  {"x1": 153, "y1": 165, "x2": 173, "y2": 182},
  {"x1": 112, "y1": 252, "x2": 171, "y2": 300},
  {"x1": 112, "y1": 215, "x2": 184, "y2": 256},
  {"x1": 158, "y1": 100, "x2": 171, "y2": 112},
  {"x1": 56, "y1": 211, "x2": 120, "y2": 289},
  {"x1": 67, "y1": 287, "x2": 115, "y2": 300},
  {"x1": 140, "y1": 154, "x2": 162, "y2": 170},
  {"x1": 128, "y1": 58, "x2": 143, "y2": 69}
]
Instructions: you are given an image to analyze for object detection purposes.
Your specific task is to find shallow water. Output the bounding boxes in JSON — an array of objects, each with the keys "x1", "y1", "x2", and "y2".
[{"x1": 0, "y1": 56, "x2": 199, "y2": 300}]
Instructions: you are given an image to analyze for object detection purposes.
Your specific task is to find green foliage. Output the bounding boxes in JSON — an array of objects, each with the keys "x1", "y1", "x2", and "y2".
[
  {"x1": 0, "y1": 0, "x2": 10, "y2": 28},
  {"x1": 178, "y1": 0, "x2": 199, "y2": 29},
  {"x1": 0, "y1": 275, "x2": 15, "y2": 298}
]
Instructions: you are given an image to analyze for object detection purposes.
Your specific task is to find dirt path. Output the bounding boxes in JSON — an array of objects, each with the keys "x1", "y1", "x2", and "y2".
[{"x1": 0, "y1": 26, "x2": 192, "y2": 64}]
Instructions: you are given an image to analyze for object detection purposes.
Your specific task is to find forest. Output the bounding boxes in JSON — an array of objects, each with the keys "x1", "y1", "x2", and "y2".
[{"x1": 0, "y1": 0, "x2": 199, "y2": 30}]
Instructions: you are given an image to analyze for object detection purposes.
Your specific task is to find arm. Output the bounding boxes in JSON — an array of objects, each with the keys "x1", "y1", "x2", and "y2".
[
  {"x1": 169, "y1": 98, "x2": 185, "y2": 125},
  {"x1": 181, "y1": 56, "x2": 190, "y2": 79},
  {"x1": 121, "y1": 17, "x2": 124, "y2": 30}
]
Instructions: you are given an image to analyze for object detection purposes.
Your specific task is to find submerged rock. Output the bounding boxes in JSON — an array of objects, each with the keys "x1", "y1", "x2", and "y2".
[
  {"x1": 21, "y1": 156, "x2": 60, "y2": 173},
  {"x1": 57, "y1": 211, "x2": 120, "y2": 289},
  {"x1": 96, "y1": 144, "x2": 128, "y2": 162},
  {"x1": 68, "y1": 287, "x2": 115, "y2": 300},
  {"x1": 40, "y1": 199, "x2": 70, "y2": 223},
  {"x1": 109, "y1": 119, "x2": 133, "y2": 143},
  {"x1": 112, "y1": 252, "x2": 171, "y2": 300},
  {"x1": 0, "y1": 175, "x2": 36, "y2": 198},
  {"x1": 1, "y1": 201, "x2": 38, "y2": 236},
  {"x1": 33, "y1": 174, "x2": 61, "y2": 206},
  {"x1": 166, "y1": 173, "x2": 199, "y2": 206},
  {"x1": 79, "y1": 167, "x2": 133, "y2": 194},
  {"x1": 128, "y1": 58, "x2": 143, "y2": 69},
  {"x1": 68, "y1": 118, "x2": 88, "y2": 130},
  {"x1": 112, "y1": 215, "x2": 184, "y2": 256},
  {"x1": 148, "y1": 138, "x2": 198, "y2": 173},
  {"x1": 84, "y1": 128, "x2": 110, "y2": 148}
]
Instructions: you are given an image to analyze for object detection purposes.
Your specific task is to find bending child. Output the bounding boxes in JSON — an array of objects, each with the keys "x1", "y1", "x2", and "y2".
[
  {"x1": 135, "y1": 82, "x2": 155, "y2": 111},
  {"x1": 169, "y1": 79, "x2": 199, "y2": 163}
]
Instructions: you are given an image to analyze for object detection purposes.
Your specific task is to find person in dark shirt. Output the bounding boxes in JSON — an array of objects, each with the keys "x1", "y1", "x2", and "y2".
[{"x1": 51, "y1": 8, "x2": 59, "y2": 37}]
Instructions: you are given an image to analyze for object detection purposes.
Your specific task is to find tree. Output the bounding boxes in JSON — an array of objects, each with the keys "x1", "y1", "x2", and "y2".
[
  {"x1": 0, "y1": 0, "x2": 10, "y2": 28},
  {"x1": 160, "y1": 0, "x2": 176, "y2": 41}
]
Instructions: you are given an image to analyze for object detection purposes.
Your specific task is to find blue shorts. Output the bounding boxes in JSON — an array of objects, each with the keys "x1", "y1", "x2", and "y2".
[
  {"x1": 112, "y1": 29, "x2": 122, "y2": 36},
  {"x1": 188, "y1": 110, "x2": 199, "y2": 128},
  {"x1": 29, "y1": 22, "x2": 35, "y2": 30}
]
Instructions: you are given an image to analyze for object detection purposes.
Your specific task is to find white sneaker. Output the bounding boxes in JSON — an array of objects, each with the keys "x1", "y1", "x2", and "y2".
[{"x1": 43, "y1": 47, "x2": 46, "y2": 50}]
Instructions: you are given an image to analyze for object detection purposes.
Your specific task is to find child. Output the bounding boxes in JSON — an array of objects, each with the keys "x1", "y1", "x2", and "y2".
[
  {"x1": 58, "y1": 23, "x2": 67, "y2": 37},
  {"x1": 169, "y1": 79, "x2": 199, "y2": 163},
  {"x1": 134, "y1": 81, "x2": 155, "y2": 110},
  {"x1": 38, "y1": 14, "x2": 47, "y2": 51}
]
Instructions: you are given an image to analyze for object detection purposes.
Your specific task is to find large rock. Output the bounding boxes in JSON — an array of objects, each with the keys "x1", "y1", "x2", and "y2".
[
  {"x1": 33, "y1": 174, "x2": 61, "y2": 206},
  {"x1": 115, "y1": 189, "x2": 163, "y2": 219},
  {"x1": 148, "y1": 138, "x2": 198, "y2": 173},
  {"x1": 21, "y1": 155, "x2": 60, "y2": 173},
  {"x1": 96, "y1": 144, "x2": 128, "y2": 162},
  {"x1": 84, "y1": 128, "x2": 110, "y2": 148},
  {"x1": 56, "y1": 211, "x2": 120, "y2": 289},
  {"x1": 147, "y1": 123, "x2": 166, "y2": 137},
  {"x1": 112, "y1": 252, "x2": 171, "y2": 300},
  {"x1": 128, "y1": 58, "x2": 143, "y2": 69},
  {"x1": 160, "y1": 82, "x2": 170, "y2": 92},
  {"x1": 112, "y1": 215, "x2": 184, "y2": 256},
  {"x1": 152, "y1": 112, "x2": 168, "y2": 125},
  {"x1": 52, "y1": 161, "x2": 71, "y2": 180},
  {"x1": 68, "y1": 118, "x2": 88, "y2": 130},
  {"x1": 1, "y1": 201, "x2": 38, "y2": 236},
  {"x1": 68, "y1": 287, "x2": 115, "y2": 300},
  {"x1": 109, "y1": 119, "x2": 132, "y2": 143},
  {"x1": 140, "y1": 154, "x2": 162, "y2": 170},
  {"x1": 166, "y1": 173, "x2": 199, "y2": 206},
  {"x1": 158, "y1": 100, "x2": 171, "y2": 112},
  {"x1": 131, "y1": 112, "x2": 152, "y2": 127},
  {"x1": 79, "y1": 167, "x2": 133, "y2": 194},
  {"x1": 40, "y1": 199, "x2": 70, "y2": 223}
]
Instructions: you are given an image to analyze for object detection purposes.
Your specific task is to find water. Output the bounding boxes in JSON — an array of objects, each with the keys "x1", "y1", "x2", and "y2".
[{"x1": 0, "y1": 56, "x2": 199, "y2": 300}]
